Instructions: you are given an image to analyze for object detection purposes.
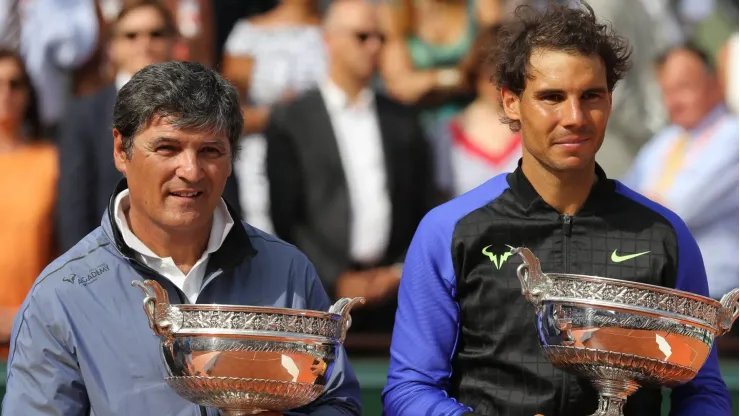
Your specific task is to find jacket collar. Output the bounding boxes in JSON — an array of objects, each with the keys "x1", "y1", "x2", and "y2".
[
  {"x1": 506, "y1": 158, "x2": 614, "y2": 215},
  {"x1": 102, "y1": 178, "x2": 256, "y2": 273}
]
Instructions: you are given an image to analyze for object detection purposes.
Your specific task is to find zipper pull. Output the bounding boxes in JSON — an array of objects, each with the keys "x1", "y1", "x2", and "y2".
[{"x1": 563, "y1": 214, "x2": 573, "y2": 237}]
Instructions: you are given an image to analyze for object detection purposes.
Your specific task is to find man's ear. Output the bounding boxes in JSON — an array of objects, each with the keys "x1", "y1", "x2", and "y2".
[
  {"x1": 501, "y1": 87, "x2": 522, "y2": 124},
  {"x1": 112, "y1": 128, "x2": 128, "y2": 176}
]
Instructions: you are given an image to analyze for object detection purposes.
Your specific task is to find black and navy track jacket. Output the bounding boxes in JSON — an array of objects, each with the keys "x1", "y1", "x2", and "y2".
[{"x1": 382, "y1": 163, "x2": 730, "y2": 416}]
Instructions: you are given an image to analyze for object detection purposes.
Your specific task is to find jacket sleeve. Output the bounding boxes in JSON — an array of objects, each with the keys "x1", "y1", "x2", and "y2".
[
  {"x1": 3, "y1": 289, "x2": 89, "y2": 415},
  {"x1": 381, "y1": 211, "x2": 478, "y2": 416},
  {"x1": 285, "y1": 254, "x2": 362, "y2": 416},
  {"x1": 669, "y1": 218, "x2": 732, "y2": 415}
]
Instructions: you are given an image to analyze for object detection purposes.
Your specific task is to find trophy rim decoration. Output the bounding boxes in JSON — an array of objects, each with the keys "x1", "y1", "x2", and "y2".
[
  {"x1": 509, "y1": 246, "x2": 740, "y2": 416},
  {"x1": 131, "y1": 279, "x2": 365, "y2": 415},
  {"x1": 509, "y1": 246, "x2": 739, "y2": 336}
]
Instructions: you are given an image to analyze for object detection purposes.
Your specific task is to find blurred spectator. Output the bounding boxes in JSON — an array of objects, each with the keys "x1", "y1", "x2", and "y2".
[
  {"x1": 212, "y1": 0, "x2": 278, "y2": 68},
  {"x1": 623, "y1": 44, "x2": 738, "y2": 299},
  {"x1": 428, "y1": 24, "x2": 520, "y2": 199},
  {"x1": 166, "y1": 0, "x2": 215, "y2": 66},
  {"x1": 14, "y1": 0, "x2": 99, "y2": 134},
  {"x1": 0, "y1": 49, "x2": 57, "y2": 357},
  {"x1": 222, "y1": 0, "x2": 326, "y2": 233},
  {"x1": 717, "y1": 31, "x2": 738, "y2": 114},
  {"x1": 585, "y1": 0, "x2": 684, "y2": 178},
  {"x1": 56, "y1": 0, "x2": 176, "y2": 252},
  {"x1": 265, "y1": 0, "x2": 437, "y2": 334},
  {"x1": 74, "y1": 0, "x2": 216, "y2": 97},
  {"x1": 55, "y1": 0, "x2": 242, "y2": 252},
  {"x1": 377, "y1": 0, "x2": 503, "y2": 134},
  {"x1": 99, "y1": 0, "x2": 215, "y2": 66}
]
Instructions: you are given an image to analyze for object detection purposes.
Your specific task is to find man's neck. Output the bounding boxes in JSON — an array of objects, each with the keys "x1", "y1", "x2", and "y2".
[
  {"x1": 521, "y1": 153, "x2": 597, "y2": 215},
  {"x1": 327, "y1": 67, "x2": 368, "y2": 103},
  {"x1": 126, "y1": 205, "x2": 211, "y2": 272}
]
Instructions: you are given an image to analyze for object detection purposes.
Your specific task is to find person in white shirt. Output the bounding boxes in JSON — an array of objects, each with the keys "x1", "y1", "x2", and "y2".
[{"x1": 265, "y1": 0, "x2": 438, "y2": 335}]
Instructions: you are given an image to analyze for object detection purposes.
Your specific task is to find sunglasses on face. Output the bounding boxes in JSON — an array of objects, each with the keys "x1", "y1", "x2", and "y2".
[
  {"x1": 354, "y1": 31, "x2": 386, "y2": 44},
  {"x1": 0, "y1": 77, "x2": 27, "y2": 91},
  {"x1": 120, "y1": 28, "x2": 169, "y2": 41}
]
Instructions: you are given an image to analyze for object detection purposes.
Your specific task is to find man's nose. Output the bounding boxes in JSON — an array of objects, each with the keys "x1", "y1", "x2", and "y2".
[
  {"x1": 175, "y1": 151, "x2": 205, "y2": 183},
  {"x1": 562, "y1": 99, "x2": 587, "y2": 128}
]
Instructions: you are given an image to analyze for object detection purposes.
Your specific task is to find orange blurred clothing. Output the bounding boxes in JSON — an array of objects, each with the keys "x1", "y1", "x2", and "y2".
[{"x1": 0, "y1": 142, "x2": 58, "y2": 358}]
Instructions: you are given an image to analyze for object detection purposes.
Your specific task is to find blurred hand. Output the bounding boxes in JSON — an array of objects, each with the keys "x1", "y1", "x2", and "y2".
[
  {"x1": 336, "y1": 270, "x2": 373, "y2": 303},
  {"x1": 279, "y1": 89, "x2": 297, "y2": 104},
  {"x1": 364, "y1": 266, "x2": 402, "y2": 304}
]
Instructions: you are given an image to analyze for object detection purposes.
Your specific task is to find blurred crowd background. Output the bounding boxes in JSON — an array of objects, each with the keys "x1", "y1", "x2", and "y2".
[{"x1": 0, "y1": 0, "x2": 738, "y2": 409}]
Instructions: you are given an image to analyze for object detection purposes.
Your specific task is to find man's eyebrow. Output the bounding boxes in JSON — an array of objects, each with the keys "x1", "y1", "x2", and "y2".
[
  {"x1": 150, "y1": 137, "x2": 181, "y2": 147},
  {"x1": 202, "y1": 138, "x2": 229, "y2": 146},
  {"x1": 534, "y1": 88, "x2": 566, "y2": 96},
  {"x1": 533, "y1": 87, "x2": 609, "y2": 96}
]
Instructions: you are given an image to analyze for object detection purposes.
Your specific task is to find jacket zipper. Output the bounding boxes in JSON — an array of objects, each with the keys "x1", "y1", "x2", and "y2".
[
  {"x1": 560, "y1": 214, "x2": 573, "y2": 412},
  {"x1": 562, "y1": 214, "x2": 572, "y2": 272}
]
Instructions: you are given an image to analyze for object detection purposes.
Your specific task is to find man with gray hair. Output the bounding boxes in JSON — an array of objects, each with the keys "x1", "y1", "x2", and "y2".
[{"x1": 3, "y1": 61, "x2": 361, "y2": 416}]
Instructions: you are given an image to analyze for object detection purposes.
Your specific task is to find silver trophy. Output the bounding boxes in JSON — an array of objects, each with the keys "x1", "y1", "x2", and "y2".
[
  {"x1": 132, "y1": 280, "x2": 364, "y2": 415},
  {"x1": 511, "y1": 247, "x2": 739, "y2": 416}
]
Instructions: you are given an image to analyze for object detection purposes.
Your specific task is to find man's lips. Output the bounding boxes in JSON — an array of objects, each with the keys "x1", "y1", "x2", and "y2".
[
  {"x1": 553, "y1": 135, "x2": 589, "y2": 145},
  {"x1": 169, "y1": 190, "x2": 203, "y2": 198}
]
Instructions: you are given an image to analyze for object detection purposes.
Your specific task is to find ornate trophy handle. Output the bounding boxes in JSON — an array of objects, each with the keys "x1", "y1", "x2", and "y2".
[
  {"x1": 131, "y1": 279, "x2": 176, "y2": 337},
  {"x1": 717, "y1": 288, "x2": 740, "y2": 336},
  {"x1": 510, "y1": 247, "x2": 552, "y2": 313},
  {"x1": 329, "y1": 297, "x2": 366, "y2": 343}
]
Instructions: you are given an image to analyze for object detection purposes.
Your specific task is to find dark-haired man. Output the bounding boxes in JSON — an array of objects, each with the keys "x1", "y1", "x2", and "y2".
[
  {"x1": 382, "y1": 2, "x2": 731, "y2": 416},
  {"x1": 55, "y1": 0, "x2": 242, "y2": 253},
  {"x1": 4, "y1": 62, "x2": 361, "y2": 416}
]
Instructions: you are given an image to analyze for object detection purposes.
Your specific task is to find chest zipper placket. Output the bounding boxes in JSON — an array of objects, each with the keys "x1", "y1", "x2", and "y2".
[{"x1": 560, "y1": 214, "x2": 573, "y2": 412}]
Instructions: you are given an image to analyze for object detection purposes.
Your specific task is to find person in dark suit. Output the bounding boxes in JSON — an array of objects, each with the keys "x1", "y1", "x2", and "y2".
[
  {"x1": 265, "y1": 0, "x2": 438, "y2": 334},
  {"x1": 56, "y1": 0, "x2": 241, "y2": 252}
]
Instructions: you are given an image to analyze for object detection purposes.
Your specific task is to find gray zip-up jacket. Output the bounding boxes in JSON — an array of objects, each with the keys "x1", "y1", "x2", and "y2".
[{"x1": 3, "y1": 181, "x2": 362, "y2": 416}]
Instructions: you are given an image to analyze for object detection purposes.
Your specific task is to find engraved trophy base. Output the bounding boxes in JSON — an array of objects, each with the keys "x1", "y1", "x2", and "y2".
[
  {"x1": 589, "y1": 379, "x2": 639, "y2": 416},
  {"x1": 544, "y1": 346, "x2": 697, "y2": 416}
]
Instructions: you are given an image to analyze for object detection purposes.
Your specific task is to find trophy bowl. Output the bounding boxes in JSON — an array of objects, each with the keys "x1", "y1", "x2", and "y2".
[
  {"x1": 132, "y1": 279, "x2": 364, "y2": 415},
  {"x1": 511, "y1": 247, "x2": 739, "y2": 416}
]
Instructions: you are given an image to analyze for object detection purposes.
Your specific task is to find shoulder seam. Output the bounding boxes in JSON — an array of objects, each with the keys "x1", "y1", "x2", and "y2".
[
  {"x1": 36, "y1": 242, "x2": 111, "y2": 286},
  {"x1": 247, "y1": 233, "x2": 297, "y2": 250}
]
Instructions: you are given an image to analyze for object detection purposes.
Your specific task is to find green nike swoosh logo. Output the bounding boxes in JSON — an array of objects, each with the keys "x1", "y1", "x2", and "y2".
[{"x1": 611, "y1": 250, "x2": 650, "y2": 263}]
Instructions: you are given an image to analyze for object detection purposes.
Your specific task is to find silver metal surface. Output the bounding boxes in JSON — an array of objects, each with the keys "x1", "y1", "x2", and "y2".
[
  {"x1": 512, "y1": 247, "x2": 739, "y2": 416},
  {"x1": 132, "y1": 279, "x2": 364, "y2": 415}
]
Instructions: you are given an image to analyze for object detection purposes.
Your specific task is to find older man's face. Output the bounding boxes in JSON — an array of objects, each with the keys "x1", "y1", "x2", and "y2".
[
  {"x1": 113, "y1": 117, "x2": 232, "y2": 232},
  {"x1": 657, "y1": 49, "x2": 721, "y2": 130}
]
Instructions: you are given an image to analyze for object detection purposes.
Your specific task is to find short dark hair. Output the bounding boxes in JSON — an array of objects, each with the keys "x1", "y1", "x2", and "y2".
[
  {"x1": 113, "y1": 61, "x2": 244, "y2": 160},
  {"x1": 655, "y1": 42, "x2": 715, "y2": 73},
  {"x1": 490, "y1": 1, "x2": 632, "y2": 131}
]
